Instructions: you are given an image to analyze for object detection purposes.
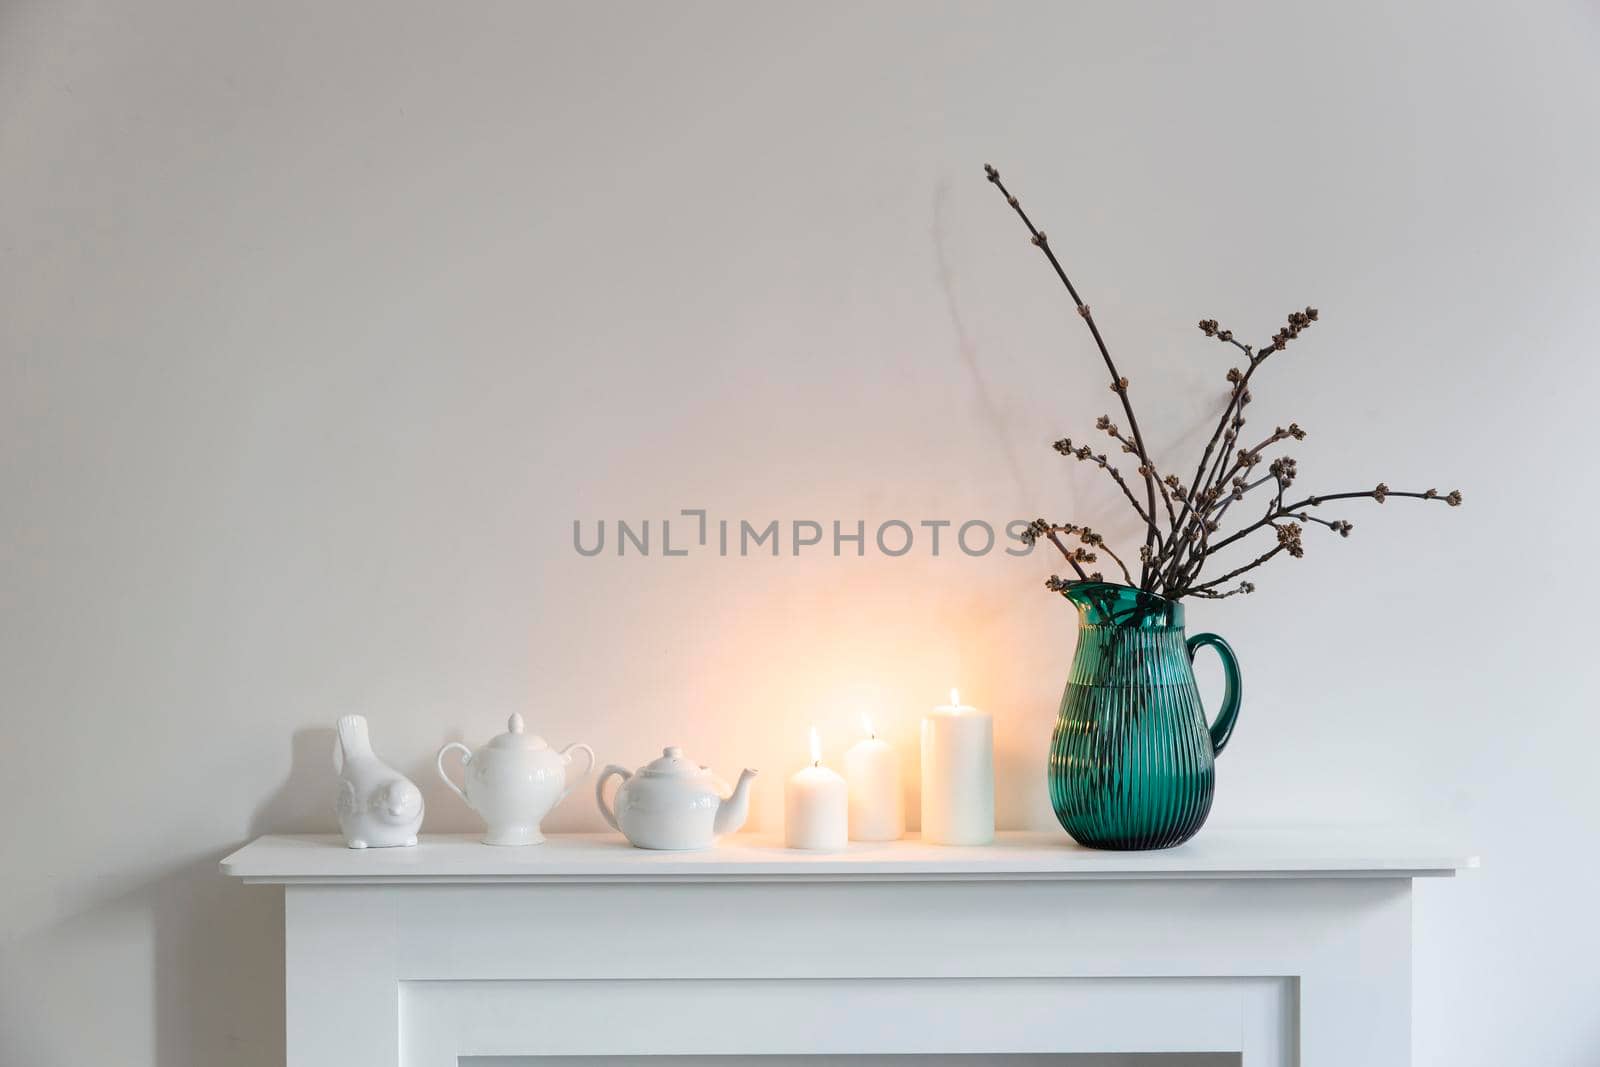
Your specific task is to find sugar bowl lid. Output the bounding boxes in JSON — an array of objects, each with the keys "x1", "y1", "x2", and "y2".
[
  {"x1": 486, "y1": 713, "x2": 549, "y2": 751},
  {"x1": 638, "y1": 745, "x2": 708, "y2": 778}
]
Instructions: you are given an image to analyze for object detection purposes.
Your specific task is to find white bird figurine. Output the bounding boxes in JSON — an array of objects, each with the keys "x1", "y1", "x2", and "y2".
[{"x1": 333, "y1": 715, "x2": 423, "y2": 849}]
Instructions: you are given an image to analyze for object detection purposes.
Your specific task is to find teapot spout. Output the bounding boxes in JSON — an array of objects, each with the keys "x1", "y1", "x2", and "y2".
[{"x1": 712, "y1": 769, "x2": 758, "y2": 836}]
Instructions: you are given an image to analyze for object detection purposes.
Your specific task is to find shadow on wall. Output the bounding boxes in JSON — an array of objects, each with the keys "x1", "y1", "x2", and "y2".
[
  {"x1": 154, "y1": 727, "x2": 360, "y2": 1066},
  {"x1": 252, "y1": 727, "x2": 340, "y2": 835},
  {"x1": 152, "y1": 855, "x2": 284, "y2": 1066},
  {"x1": 931, "y1": 176, "x2": 1032, "y2": 507},
  {"x1": 150, "y1": 726, "x2": 481, "y2": 1063},
  {"x1": 254, "y1": 724, "x2": 478, "y2": 837},
  {"x1": 155, "y1": 726, "x2": 436, "y2": 1066},
  {"x1": 0, "y1": 841, "x2": 287, "y2": 1066}
]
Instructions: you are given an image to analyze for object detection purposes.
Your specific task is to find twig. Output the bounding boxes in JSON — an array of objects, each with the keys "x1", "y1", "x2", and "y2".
[
  {"x1": 1054, "y1": 439, "x2": 1165, "y2": 553},
  {"x1": 1198, "y1": 486, "x2": 1460, "y2": 561},
  {"x1": 1091, "y1": 536, "x2": 1136, "y2": 586},
  {"x1": 1165, "y1": 312, "x2": 1315, "y2": 584},
  {"x1": 1163, "y1": 361, "x2": 1260, "y2": 582},
  {"x1": 1188, "y1": 581, "x2": 1256, "y2": 600},
  {"x1": 1096, "y1": 417, "x2": 1179, "y2": 531},
  {"x1": 986, "y1": 165, "x2": 1162, "y2": 587},
  {"x1": 1188, "y1": 543, "x2": 1287, "y2": 595},
  {"x1": 1042, "y1": 528, "x2": 1091, "y2": 581}
]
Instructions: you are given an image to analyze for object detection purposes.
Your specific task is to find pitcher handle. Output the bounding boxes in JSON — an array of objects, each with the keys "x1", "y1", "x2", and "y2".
[
  {"x1": 436, "y1": 742, "x2": 472, "y2": 805},
  {"x1": 595, "y1": 765, "x2": 631, "y2": 832},
  {"x1": 558, "y1": 743, "x2": 597, "y2": 802},
  {"x1": 1187, "y1": 632, "x2": 1242, "y2": 757}
]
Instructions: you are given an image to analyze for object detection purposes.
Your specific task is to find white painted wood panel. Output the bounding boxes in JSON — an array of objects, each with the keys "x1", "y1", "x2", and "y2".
[
  {"x1": 461, "y1": 1058, "x2": 1238, "y2": 1066},
  {"x1": 400, "y1": 977, "x2": 1282, "y2": 1065}
]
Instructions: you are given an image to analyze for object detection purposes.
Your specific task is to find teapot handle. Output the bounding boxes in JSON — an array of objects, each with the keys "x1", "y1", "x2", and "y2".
[
  {"x1": 1187, "y1": 632, "x2": 1242, "y2": 757},
  {"x1": 558, "y1": 743, "x2": 597, "y2": 802},
  {"x1": 595, "y1": 764, "x2": 631, "y2": 832},
  {"x1": 436, "y1": 742, "x2": 473, "y2": 806}
]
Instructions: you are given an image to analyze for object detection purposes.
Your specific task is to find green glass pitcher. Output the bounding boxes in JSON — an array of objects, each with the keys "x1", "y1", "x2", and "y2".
[{"x1": 1048, "y1": 582, "x2": 1241, "y2": 850}]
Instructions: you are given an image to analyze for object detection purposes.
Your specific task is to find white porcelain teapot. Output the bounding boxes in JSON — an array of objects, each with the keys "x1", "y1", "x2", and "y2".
[
  {"x1": 596, "y1": 746, "x2": 757, "y2": 850},
  {"x1": 437, "y1": 715, "x2": 595, "y2": 846}
]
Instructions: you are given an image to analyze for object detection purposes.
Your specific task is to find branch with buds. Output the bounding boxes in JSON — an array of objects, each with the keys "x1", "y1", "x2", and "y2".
[
  {"x1": 985, "y1": 163, "x2": 1163, "y2": 586},
  {"x1": 982, "y1": 164, "x2": 1463, "y2": 602}
]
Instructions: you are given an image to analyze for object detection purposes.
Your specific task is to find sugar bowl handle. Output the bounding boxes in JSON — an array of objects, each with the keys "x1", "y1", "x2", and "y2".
[
  {"x1": 558, "y1": 743, "x2": 597, "y2": 802},
  {"x1": 436, "y1": 741, "x2": 473, "y2": 806}
]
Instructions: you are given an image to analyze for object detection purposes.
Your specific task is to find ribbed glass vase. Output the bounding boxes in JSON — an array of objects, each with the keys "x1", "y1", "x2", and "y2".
[{"x1": 1048, "y1": 582, "x2": 1242, "y2": 851}]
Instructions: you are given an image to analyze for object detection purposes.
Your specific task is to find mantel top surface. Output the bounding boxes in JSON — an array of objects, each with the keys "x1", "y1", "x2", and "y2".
[{"x1": 220, "y1": 828, "x2": 1476, "y2": 885}]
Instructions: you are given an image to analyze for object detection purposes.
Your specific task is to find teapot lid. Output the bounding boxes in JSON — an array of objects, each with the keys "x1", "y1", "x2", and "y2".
[
  {"x1": 638, "y1": 746, "x2": 709, "y2": 778},
  {"x1": 486, "y1": 713, "x2": 549, "y2": 751}
]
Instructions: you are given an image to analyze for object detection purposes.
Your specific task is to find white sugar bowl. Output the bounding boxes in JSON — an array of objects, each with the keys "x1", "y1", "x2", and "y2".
[{"x1": 437, "y1": 714, "x2": 596, "y2": 846}]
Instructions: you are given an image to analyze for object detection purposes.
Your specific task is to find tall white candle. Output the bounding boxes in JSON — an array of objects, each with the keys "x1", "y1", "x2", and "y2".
[
  {"x1": 844, "y1": 715, "x2": 904, "y2": 842},
  {"x1": 785, "y1": 727, "x2": 848, "y2": 850},
  {"x1": 920, "y1": 688, "x2": 994, "y2": 846}
]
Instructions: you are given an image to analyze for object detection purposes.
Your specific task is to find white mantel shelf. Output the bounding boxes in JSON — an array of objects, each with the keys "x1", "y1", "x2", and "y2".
[{"x1": 221, "y1": 827, "x2": 1475, "y2": 885}]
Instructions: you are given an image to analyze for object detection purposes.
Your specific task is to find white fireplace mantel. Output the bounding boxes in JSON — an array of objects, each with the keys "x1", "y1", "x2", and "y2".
[{"x1": 222, "y1": 829, "x2": 1474, "y2": 1067}]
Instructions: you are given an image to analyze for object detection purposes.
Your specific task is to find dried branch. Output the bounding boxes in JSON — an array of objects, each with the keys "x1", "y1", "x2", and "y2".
[
  {"x1": 1081, "y1": 529, "x2": 1136, "y2": 587},
  {"x1": 1054, "y1": 438, "x2": 1164, "y2": 553},
  {"x1": 1164, "y1": 311, "x2": 1315, "y2": 584},
  {"x1": 981, "y1": 164, "x2": 1463, "y2": 603},
  {"x1": 986, "y1": 164, "x2": 1162, "y2": 587},
  {"x1": 1044, "y1": 531, "x2": 1091, "y2": 581},
  {"x1": 1096, "y1": 416, "x2": 1180, "y2": 530},
  {"x1": 1018, "y1": 519, "x2": 1090, "y2": 580},
  {"x1": 1187, "y1": 539, "x2": 1291, "y2": 596},
  {"x1": 1163, "y1": 359, "x2": 1262, "y2": 583},
  {"x1": 1188, "y1": 580, "x2": 1257, "y2": 600},
  {"x1": 1293, "y1": 512, "x2": 1354, "y2": 537},
  {"x1": 1198, "y1": 484, "x2": 1460, "y2": 563},
  {"x1": 1026, "y1": 520, "x2": 1134, "y2": 588},
  {"x1": 1173, "y1": 447, "x2": 1302, "y2": 591}
]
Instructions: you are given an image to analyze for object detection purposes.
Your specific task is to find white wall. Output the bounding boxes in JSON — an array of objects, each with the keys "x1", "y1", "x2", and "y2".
[{"x1": 3, "y1": 1, "x2": 1598, "y2": 1063}]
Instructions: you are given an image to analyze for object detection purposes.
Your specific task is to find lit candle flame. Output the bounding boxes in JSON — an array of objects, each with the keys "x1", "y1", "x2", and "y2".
[
  {"x1": 950, "y1": 687, "x2": 962, "y2": 708},
  {"x1": 861, "y1": 713, "x2": 875, "y2": 739},
  {"x1": 809, "y1": 725, "x2": 821, "y2": 766}
]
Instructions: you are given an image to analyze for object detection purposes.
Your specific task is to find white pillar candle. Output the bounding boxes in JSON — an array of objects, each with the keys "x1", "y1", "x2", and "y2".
[
  {"x1": 920, "y1": 688, "x2": 994, "y2": 846},
  {"x1": 844, "y1": 715, "x2": 904, "y2": 842},
  {"x1": 785, "y1": 727, "x2": 848, "y2": 850}
]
